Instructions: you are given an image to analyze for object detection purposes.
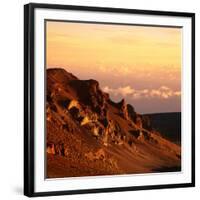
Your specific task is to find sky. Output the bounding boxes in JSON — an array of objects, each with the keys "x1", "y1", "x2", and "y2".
[{"x1": 46, "y1": 21, "x2": 182, "y2": 114}]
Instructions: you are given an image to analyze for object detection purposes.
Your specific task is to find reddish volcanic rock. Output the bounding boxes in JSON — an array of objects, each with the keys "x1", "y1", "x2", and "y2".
[{"x1": 46, "y1": 68, "x2": 181, "y2": 178}]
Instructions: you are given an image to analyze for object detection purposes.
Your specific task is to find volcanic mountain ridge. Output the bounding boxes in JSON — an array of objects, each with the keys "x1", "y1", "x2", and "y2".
[{"x1": 46, "y1": 68, "x2": 181, "y2": 178}]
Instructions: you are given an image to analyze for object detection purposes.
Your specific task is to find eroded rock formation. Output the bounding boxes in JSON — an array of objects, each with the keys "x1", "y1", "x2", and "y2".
[{"x1": 46, "y1": 68, "x2": 181, "y2": 178}]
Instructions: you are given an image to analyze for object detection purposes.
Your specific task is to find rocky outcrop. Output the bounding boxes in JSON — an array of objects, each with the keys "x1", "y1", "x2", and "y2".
[
  {"x1": 69, "y1": 79, "x2": 109, "y2": 115},
  {"x1": 135, "y1": 116, "x2": 143, "y2": 128},
  {"x1": 141, "y1": 115, "x2": 152, "y2": 130},
  {"x1": 126, "y1": 104, "x2": 137, "y2": 122},
  {"x1": 80, "y1": 112, "x2": 98, "y2": 125},
  {"x1": 47, "y1": 143, "x2": 69, "y2": 156},
  {"x1": 47, "y1": 143, "x2": 56, "y2": 154},
  {"x1": 46, "y1": 68, "x2": 181, "y2": 178},
  {"x1": 68, "y1": 99, "x2": 81, "y2": 110},
  {"x1": 116, "y1": 99, "x2": 129, "y2": 119}
]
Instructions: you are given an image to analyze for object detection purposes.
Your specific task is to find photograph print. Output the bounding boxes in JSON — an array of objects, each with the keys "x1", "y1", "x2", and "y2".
[{"x1": 46, "y1": 20, "x2": 182, "y2": 178}]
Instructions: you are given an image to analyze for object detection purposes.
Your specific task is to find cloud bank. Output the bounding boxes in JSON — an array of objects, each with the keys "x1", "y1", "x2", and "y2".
[{"x1": 103, "y1": 85, "x2": 181, "y2": 100}]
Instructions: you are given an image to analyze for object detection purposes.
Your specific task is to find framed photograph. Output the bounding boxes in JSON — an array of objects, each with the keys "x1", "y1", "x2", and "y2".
[{"x1": 24, "y1": 3, "x2": 195, "y2": 197}]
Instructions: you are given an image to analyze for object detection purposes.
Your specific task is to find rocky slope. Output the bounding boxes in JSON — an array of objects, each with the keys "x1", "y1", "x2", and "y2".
[{"x1": 46, "y1": 68, "x2": 181, "y2": 178}]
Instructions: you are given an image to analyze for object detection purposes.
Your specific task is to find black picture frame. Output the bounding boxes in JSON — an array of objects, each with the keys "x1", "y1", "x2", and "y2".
[{"x1": 24, "y1": 3, "x2": 195, "y2": 197}]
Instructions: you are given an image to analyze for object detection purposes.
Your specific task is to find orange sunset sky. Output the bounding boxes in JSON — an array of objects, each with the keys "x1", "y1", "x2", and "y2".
[{"x1": 46, "y1": 21, "x2": 182, "y2": 114}]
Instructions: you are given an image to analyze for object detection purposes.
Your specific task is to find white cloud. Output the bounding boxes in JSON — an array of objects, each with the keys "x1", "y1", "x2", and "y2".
[
  {"x1": 102, "y1": 85, "x2": 181, "y2": 100},
  {"x1": 103, "y1": 85, "x2": 134, "y2": 97}
]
